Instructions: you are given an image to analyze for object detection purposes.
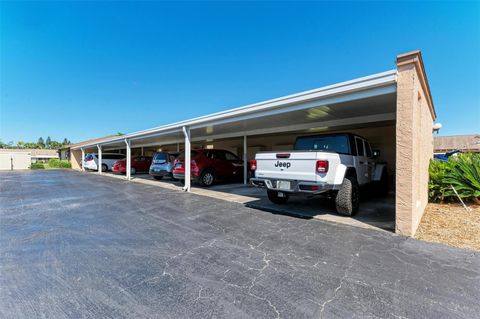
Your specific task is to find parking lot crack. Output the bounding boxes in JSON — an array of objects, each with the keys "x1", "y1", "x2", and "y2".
[{"x1": 317, "y1": 244, "x2": 365, "y2": 318}]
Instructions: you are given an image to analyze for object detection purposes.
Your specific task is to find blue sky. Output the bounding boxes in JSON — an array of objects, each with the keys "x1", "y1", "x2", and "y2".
[{"x1": 1, "y1": 1, "x2": 479, "y2": 144}]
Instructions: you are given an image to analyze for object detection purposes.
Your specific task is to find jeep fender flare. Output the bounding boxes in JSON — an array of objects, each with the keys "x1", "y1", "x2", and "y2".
[{"x1": 333, "y1": 164, "x2": 348, "y2": 185}]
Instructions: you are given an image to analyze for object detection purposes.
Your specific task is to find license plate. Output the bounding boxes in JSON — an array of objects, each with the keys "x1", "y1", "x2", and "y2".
[
  {"x1": 277, "y1": 181, "x2": 291, "y2": 190},
  {"x1": 154, "y1": 168, "x2": 160, "y2": 172}
]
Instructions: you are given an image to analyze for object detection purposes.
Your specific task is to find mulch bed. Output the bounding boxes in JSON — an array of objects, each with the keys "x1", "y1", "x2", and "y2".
[{"x1": 415, "y1": 203, "x2": 480, "y2": 251}]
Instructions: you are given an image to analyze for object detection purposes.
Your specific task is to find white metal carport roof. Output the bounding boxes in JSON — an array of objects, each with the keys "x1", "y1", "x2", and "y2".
[{"x1": 72, "y1": 69, "x2": 397, "y2": 151}]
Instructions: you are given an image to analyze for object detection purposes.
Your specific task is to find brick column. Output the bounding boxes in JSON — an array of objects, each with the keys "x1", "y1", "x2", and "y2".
[{"x1": 395, "y1": 51, "x2": 436, "y2": 236}]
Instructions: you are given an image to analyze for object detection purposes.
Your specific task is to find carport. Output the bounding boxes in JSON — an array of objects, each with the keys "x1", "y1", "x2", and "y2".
[{"x1": 71, "y1": 50, "x2": 436, "y2": 236}]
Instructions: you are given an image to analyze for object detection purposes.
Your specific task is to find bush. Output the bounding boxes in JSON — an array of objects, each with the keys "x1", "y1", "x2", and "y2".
[
  {"x1": 429, "y1": 153, "x2": 480, "y2": 203},
  {"x1": 47, "y1": 158, "x2": 71, "y2": 169},
  {"x1": 31, "y1": 163, "x2": 45, "y2": 169},
  {"x1": 59, "y1": 160, "x2": 72, "y2": 168},
  {"x1": 48, "y1": 158, "x2": 60, "y2": 167}
]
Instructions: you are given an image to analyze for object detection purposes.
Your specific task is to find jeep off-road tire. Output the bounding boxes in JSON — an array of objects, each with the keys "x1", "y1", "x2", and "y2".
[
  {"x1": 101, "y1": 164, "x2": 108, "y2": 172},
  {"x1": 335, "y1": 176, "x2": 360, "y2": 216},
  {"x1": 267, "y1": 190, "x2": 289, "y2": 204}
]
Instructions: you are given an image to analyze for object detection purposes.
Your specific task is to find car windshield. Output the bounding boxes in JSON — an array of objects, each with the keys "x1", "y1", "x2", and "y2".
[
  {"x1": 177, "y1": 151, "x2": 199, "y2": 160},
  {"x1": 153, "y1": 153, "x2": 167, "y2": 161},
  {"x1": 294, "y1": 135, "x2": 350, "y2": 154}
]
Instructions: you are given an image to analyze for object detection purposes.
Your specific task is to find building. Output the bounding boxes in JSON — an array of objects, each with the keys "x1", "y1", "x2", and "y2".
[
  {"x1": 0, "y1": 149, "x2": 59, "y2": 170},
  {"x1": 59, "y1": 135, "x2": 119, "y2": 168},
  {"x1": 69, "y1": 50, "x2": 437, "y2": 237},
  {"x1": 434, "y1": 134, "x2": 480, "y2": 153}
]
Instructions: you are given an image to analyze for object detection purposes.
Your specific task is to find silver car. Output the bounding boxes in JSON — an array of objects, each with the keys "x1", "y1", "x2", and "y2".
[{"x1": 149, "y1": 152, "x2": 179, "y2": 180}]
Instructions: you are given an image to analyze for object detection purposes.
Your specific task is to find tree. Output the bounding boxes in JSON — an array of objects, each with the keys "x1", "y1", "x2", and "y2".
[
  {"x1": 48, "y1": 141, "x2": 62, "y2": 149},
  {"x1": 16, "y1": 141, "x2": 25, "y2": 148},
  {"x1": 62, "y1": 138, "x2": 69, "y2": 145},
  {"x1": 37, "y1": 137, "x2": 45, "y2": 148},
  {"x1": 24, "y1": 142, "x2": 39, "y2": 149},
  {"x1": 45, "y1": 136, "x2": 51, "y2": 147}
]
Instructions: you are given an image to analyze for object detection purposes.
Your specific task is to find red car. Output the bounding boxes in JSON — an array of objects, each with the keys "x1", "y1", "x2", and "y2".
[
  {"x1": 112, "y1": 156, "x2": 152, "y2": 175},
  {"x1": 172, "y1": 149, "x2": 244, "y2": 186}
]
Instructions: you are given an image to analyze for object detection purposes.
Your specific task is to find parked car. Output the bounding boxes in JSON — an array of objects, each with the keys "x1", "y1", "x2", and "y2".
[
  {"x1": 434, "y1": 150, "x2": 462, "y2": 162},
  {"x1": 250, "y1": 133, "x2": 388, "y2": 216},
  {"x1": 172, "y1": 149, "x2": 244, "y2": 186},
  {"x1": 83, "y1": 153, "x2": 125, "y2": 172},
  {"x1": 112, "y1": 156, "x2": 152, "y2": 175},
  {"x1": 149, "y1": 151, "x2": 179, "y2": 180}
]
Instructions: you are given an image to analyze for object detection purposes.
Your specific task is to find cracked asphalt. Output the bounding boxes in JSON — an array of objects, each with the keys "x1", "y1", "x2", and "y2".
[{"x1": 1, "y1": 170, "x2": 479, "y2": 318}]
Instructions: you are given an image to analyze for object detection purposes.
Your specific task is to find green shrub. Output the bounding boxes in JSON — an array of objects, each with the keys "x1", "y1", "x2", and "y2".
[
  {"x1": 444, "y1": 153, "x2": 480, "y2": 202},
  {"x1": 47, "y1": 158, "x2": 71, "y2": 169},
  {"x1": 31, "y1": 163, "x2": 45, "y2": 169},
  {"x1": 428, "y1": 159, "x2": 450, "y2": 202},
  {"x1": 429, "y1": 153, "x2": 480, "y2": 203},
  {"x1": 48, "y1": 158, "x2": 61, "y2": 167},
  {"x1": 59, "y1": 160, "x2": 72, "y2": 168}
]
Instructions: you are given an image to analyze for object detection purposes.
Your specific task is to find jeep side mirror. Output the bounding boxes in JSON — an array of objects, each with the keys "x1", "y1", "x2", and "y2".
[{"x1": 372, "y1": 150, "x2": 381, "y2": 158}]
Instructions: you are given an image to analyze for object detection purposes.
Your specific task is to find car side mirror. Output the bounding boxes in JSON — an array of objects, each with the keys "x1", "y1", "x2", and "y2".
[{"x1": 372, "y1": 150, "x2": 381, "y2": 158}]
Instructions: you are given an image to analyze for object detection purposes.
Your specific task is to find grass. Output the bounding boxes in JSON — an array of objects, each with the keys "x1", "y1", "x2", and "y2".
[{"x1": 415, "y1": 203, "x2": 480, "y2": 251}]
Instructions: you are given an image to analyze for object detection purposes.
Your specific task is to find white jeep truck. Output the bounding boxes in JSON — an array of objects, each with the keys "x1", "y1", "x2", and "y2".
[{"x1": 250, "y1": 133, "x2": 388, "y2": 216}]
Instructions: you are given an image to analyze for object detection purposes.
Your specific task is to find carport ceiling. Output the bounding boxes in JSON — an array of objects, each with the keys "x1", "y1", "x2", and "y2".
[{"x1": 190, "y1": 92, "x2": 396, "y2": 141}]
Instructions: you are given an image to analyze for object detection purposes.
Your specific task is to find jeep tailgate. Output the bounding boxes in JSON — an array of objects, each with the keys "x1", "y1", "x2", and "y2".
[{"x1": 255, "y1": 152, "x2": 340, "y2": 183}]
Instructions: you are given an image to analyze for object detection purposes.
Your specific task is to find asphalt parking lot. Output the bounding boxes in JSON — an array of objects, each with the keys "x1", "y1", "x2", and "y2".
[{"x1": 1, "y1": 170, "x2": 479, "y2": 318}]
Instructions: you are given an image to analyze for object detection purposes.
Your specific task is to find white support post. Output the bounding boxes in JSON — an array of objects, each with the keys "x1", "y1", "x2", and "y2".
[
  {"x1": 81, "y1": 148, "x2": 85, "y2": 172},
  {"x1": 125, "y1": 139, "x2": 131, "y2": 180},
  {"x1": 97, "y1": 144, "x2": 102, "y2": 173},
  {"x1": 177, "y1": 143, "x2": 180, "y2": 152},
  {"x1": 243, "y1": 135, "x2": 248, "y2": 185},
  {"x1": 182, "y1": 126, "x2": 191, "y2": 192},
  {"x1": 141, "y1": 147, "x2": 144, "y2": 156}
]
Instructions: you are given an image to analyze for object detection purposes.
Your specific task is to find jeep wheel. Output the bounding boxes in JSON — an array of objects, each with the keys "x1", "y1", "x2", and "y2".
[
  {"x1": 335, "y1": 176, "x2": 360, "y2": 216},
  {"x1": 267, "y1": 190, "x2": 289, "y2": 204},
  {"x1": 101, "y1": 164, "x2": 108, "y2": 172},
  {"x1": 200, "y1": 170, "x2": 215, "y2": 187}
]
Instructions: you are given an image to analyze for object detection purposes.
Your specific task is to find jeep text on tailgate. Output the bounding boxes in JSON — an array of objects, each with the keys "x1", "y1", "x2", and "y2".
[{"x1": 250, "y1": 133, "x2": 388, "y2": 216}]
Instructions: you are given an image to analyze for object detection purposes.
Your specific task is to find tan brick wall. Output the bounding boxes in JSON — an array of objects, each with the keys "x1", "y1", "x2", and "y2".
[
  {"x1": 395, "y1": 51, "x2": 435, "y2": 236},
  {"x1": 71, "y1": 149, "x2": 83, "y2": 170}
]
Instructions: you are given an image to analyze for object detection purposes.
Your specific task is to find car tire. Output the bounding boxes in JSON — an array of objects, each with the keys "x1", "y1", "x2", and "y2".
[
  {"x1": 153, "y1": 176, "x2": 163, "y2": 180},
  {"x1": 131, "y1": 167, "x2": 136, "y2": 175},
  {"x1": 267, "y1": 190, "x2": 289, "y2": 204},
  {"x1": 101, "y1": 164, "x2": 108, "y2": 172},
  {"x1": 335, "y1": 175, "x2": 360, "y2": 216},
  {"x1": 200, "y1": 169, "x2": 215, "y2": 187}
]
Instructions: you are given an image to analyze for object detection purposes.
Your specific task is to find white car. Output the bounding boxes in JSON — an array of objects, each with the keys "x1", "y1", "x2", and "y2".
[
  {"x1": 83, "y1": 153, "x2": 125, "y2": 172},
  {"x1": 250, "y1": 133, "x2": 388, "y2": 216}
]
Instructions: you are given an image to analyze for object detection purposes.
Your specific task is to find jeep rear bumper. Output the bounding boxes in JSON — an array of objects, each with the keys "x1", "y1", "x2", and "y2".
[{"x1": 250, "y1": 178, "x2": 338, "y2": 194}]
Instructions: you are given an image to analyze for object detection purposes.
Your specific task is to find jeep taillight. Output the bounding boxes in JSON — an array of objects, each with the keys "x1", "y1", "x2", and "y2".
[
  {"x1": 250, "y1": 160, "x2": 257, "y2": 171},
  {"x1": 316, "y1": 160, "x2": 328, "y2": 173}
]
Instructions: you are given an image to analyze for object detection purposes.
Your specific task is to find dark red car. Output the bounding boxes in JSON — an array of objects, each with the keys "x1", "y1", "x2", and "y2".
[
  {"x1": 172, "y1": 149, "x2": 244, "y2": 186},
  {"x1": 112, "y1": 156, "x2": 152, "y2": 175}
]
